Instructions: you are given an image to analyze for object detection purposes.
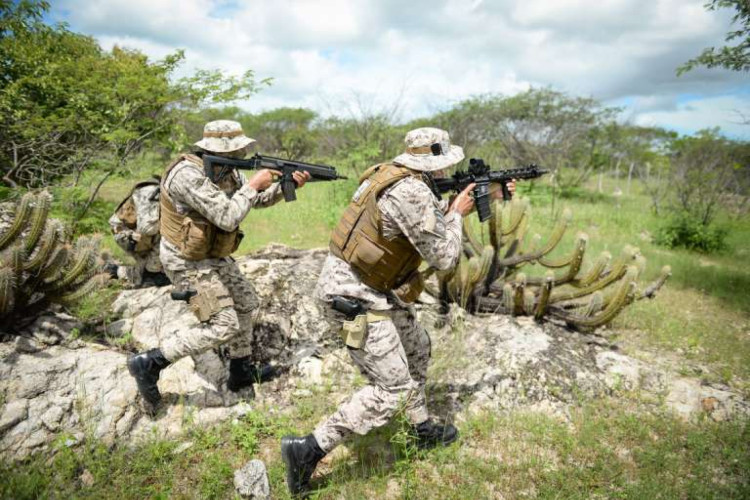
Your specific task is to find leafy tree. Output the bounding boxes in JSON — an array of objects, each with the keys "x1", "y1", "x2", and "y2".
[
  {"x1": 0, "y1": 0, "x2": 268, "y2": 218},
  {"x1": 242, "y1": 108, "x2": 318, "y2": 160},
  {"x1": 678, "y1": 0, "x2": 750, "y2": 74}
]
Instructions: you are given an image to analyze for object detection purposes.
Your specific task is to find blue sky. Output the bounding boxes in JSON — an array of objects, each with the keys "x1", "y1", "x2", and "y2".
[{"x1": 49, "y1": 0, "x2": 749, "y2": 139}]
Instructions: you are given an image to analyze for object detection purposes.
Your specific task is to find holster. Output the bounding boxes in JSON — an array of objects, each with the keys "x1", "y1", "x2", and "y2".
[{"x1": 188, "y1": 281, "x2": 234, "y2": 322}]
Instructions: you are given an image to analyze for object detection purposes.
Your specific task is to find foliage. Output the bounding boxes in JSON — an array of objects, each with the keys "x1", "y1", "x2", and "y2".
[
  {"x1": 655, "y1": 214, "x2": 729, "y2": 253},
  {"x1": 0, "y1": 0, "x2": 267, "y2": 219},
  {"x1": 678, "y1": 0, "x2": 750, "y2": 74},
  {"x1": 0, "y1": 192, "x2": 108, "y2": 327}
]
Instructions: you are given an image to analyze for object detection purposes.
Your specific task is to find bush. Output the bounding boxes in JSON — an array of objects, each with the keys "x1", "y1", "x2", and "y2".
[{"x1": 655, "y1": 215, "x2": 728, "y2": 253}]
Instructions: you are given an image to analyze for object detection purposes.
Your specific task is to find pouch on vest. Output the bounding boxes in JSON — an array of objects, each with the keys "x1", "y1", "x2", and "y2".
[
  {"x1": 132, "y1": 233, "x2": 155, "y2": 253},
  {"x1": 115, "y1": 198, "x2": 138, "y2": 230},
  {"x1": 188, "y1": 280, "x2": 234, "y2": 322},
  {"x1": 210, "y1": 228, "x2": 243, "y2": 258},
  {"x1": 340, "y1": 315, "x2": 367, "y2": 349},
  {"x1": 393, "y1": 269, "x2": 425, "y2": 304}
]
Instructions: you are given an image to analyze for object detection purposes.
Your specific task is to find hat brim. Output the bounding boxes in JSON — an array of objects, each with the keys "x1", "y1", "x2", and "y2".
[
  {"x1": 194, "y1": 136, "x2": 256, "y2": 153},
  {"x1": 392, "y1": 145, "x2": 464, "y2": 172}
]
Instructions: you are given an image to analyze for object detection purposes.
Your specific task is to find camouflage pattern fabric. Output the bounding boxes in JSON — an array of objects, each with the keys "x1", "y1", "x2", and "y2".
[
  {"x1": 313, "y1": 175, "x2": 462, "y2": 309},
  {"x1": 159, "y1": 159, "x2": 283, "y2": 272},
  {"x1": 161, "y1": 260, "x2": 260, "y2": 361},
  {"x1": 391, "y1": 127, "x2": 464, "y2": 172},
  {"x1": 312, "y1": 304, "x2": 431, "y2": 452},
  {"x1": 108, "y1": 184, "x2": 163, "y2": 286}
]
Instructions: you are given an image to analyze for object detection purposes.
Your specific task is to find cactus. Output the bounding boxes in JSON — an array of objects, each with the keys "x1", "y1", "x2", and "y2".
[
  {"x1": 425, "y1": 197, "x2": 670, "y2": 331},
  {"x1": 0, "y1": 193, "x2": 105, "y2": 325}
]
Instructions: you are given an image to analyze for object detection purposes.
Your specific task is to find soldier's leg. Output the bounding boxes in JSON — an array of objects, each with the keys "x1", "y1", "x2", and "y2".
[
  {"x1": 216, "y1": 263, "x2": 259, "y2": 360},
  {"x1": 312, "y1": 316, "x2": 420, "y2": 453},
  {"x1": 160, "y1": 268, "x2": 241, "y2": 362},
  {"x1": 390, "y1": 306, "x2": 431, "y2": 424}
]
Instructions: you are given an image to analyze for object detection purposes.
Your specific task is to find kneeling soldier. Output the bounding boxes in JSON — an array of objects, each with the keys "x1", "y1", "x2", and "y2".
[
  {"x1": 281, "y1": 127, "x2": 507, "y2": 497},
  {"x1": 127, "y1": 120, "x2": 310, "y2": 412},
  {"x1": 107, "y1": 178, "x2": 170, "y2": 288}
]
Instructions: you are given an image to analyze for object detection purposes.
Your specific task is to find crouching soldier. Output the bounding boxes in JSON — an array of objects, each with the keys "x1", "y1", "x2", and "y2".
[
  {"x1": 107, "y1": 178, "x2": 170, "y2": 288},
  {"x1": 126, "y1": 120, "x2": 311, "y2": 412},
  {"x1": 281, "y1": 127, "x2": 515, "y2": 497}
]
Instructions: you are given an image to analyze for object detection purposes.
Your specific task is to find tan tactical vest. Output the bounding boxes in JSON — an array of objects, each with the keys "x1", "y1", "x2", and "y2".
[
  {"x1": 159, "y1": 154, "x2": 243, "y2": 261},
  {"x1": 113, "y1": 178, "x2": 160, "y2": 252},
  {"x1": 329, "y1": 163, "x2": 425, "y2": 303}
]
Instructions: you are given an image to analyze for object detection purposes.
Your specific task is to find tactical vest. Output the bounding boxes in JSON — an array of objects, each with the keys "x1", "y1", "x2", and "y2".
[
  {"x1": 329, "y1": 163, "x2": 425, "y2": 303},
  {"x1": 113, "y1": 178, "x2": 160, "y2": 252},
  {"x1": 159, "y1": 154, "x2": 243, "y2": 261}
]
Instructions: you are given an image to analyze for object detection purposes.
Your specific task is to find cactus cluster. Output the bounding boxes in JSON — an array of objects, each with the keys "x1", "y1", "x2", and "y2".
[
  {"x1": 426, "y1": 197, "x2": 671, "y2": 331},
  {"x1": 0, "y1": 192, "x2": 108, "y2": 324}
]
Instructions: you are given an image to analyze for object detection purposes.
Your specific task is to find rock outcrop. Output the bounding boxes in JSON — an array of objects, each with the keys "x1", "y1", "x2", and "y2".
[{"x1": 1, "y1": 245, "x2": 747, "y2": 461}]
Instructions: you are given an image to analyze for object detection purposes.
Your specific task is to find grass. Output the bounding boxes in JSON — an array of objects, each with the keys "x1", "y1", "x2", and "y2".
[{"x1": 2, "y1": 398, "x2": 747, "y2": 499}]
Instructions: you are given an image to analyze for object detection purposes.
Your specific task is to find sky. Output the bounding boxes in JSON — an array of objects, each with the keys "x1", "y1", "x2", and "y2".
[{"x1": 49, "y1": 0, "x2": 749, "y2": 139}]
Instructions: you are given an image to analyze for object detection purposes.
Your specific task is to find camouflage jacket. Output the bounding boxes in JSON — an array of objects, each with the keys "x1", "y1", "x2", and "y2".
[
  {"x1": 159, "y1": 158, "x2": 283, "y2": 271},
  {"x1": 314, "y1": 175, "x2": 462, "y2": 310},
  {"x1": 108, "y1": 184, "x2": 160, "y2": 253}
]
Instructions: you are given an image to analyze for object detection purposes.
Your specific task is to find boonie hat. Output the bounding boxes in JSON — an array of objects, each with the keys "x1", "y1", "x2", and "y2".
[
  {"x1": 392, "y1": 127, "x2": 464, "y2": 172},
  {"x1": 194, "y1": 120, "x2": 256, "y2": 153}
]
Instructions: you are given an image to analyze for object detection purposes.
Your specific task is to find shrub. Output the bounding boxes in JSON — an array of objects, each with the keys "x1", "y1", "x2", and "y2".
[{"x1": 655, "y1": 215, "x2": 728, "y2": 253}]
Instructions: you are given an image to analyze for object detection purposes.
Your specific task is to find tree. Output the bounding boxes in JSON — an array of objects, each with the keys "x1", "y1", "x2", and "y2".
[
  {"x1": 678, "y1": 0, "x2": 750, "y2": 74},
  {"x1": 0, "y1": 0, "x2": 268, "y2": 218}
]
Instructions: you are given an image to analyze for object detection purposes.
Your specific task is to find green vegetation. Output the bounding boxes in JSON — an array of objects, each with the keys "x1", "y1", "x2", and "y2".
[{"x1": 2, "y1": 398, "x2": 747, "y2": 499}]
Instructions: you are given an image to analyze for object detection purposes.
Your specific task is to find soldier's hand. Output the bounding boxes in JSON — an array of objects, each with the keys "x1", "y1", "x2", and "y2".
[
  {"x1": 491, "y1": 179, "x2": 516, "y2": 200},
  {"x1": 247, "y1": 169, "x2": 280, "y2": 191},
  {"x1": 292, "y1": 170, "x2": 312, "y2": 188},
  {"x1": 450, "y1": 183, "x2": 476, "y2": 217}
]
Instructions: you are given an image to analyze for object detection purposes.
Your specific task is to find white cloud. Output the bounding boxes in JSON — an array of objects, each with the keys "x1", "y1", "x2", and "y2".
[{"x1": 51, "y1": 0, "x2": 750, "y2": 137}]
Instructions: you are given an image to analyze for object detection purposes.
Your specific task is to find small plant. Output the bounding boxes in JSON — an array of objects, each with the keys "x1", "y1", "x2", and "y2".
[
  {"x1": 655, "y1": 215, "x2": 728, "y2": 253},
  {"x1": 0, "y1": 192, "x2": 108, "y2": 327}
]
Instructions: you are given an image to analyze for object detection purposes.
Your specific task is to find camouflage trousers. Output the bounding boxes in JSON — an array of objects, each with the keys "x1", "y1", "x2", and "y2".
[
  {"x1": 117, "y1": 246, "x2": 163, "y2": 286},
  {"x1": 161, "y1": 262, "x2": 260, "y2": 362},
  {"x1": 313, "y1": 304, "x2": 431, "y2": 453}
]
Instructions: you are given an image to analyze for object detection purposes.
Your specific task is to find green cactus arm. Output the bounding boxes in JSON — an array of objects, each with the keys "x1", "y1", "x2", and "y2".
[
  {"x1": 23, "y1": 193, "x2": 51, "y2": 255},
  {"x1": 572, "y1": 251, "x2": 612, "y2": 287},
  {"x1": 23, "y1": 221, "x2": 61, "y2": 273},
  {"x1": 488, "y1": 198, "x2": 500, "y2": 252},
  {"x1": 0, "y1": 267, "x2": 15, "y2": 317},
  {"x1": 550, "y1": 267, "x2": 638, "y2": 329},
  {"x1": 636, "y1": 265, "x2": 672, "y2": 300},
  {"x1": 0, "y1": 193, "x2": 33, "y2": 251},
  {"x1": 501, "y1": 198, "x2": 528, "y2": 236},
  {"x1": 582, "y1": 291, "x2": 604, "y2": 317},
  {"x1": 38, "y1": 247, "x2": 69, "y2": 282},
  {"x1": 463, "y1": 218, "x2": 483, "y2": 256},
  {"x1": 51, "y1": 274, "x2": 109, "y2": 307},
  {"x1": 502, "y1": 282, "x2": 514, "y2": 313},
  {"x1": 43, "y1": 246, "x2": 95, "y2": 292},
  {"x1": 534, "y1": 271, "x2": 555, "y2": 320}
]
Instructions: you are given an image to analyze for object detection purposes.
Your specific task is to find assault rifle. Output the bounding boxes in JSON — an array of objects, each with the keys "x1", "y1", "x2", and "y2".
[
  {"x1": 434, "y1": 158, "x2": 549, "y2": 222},
  {"x1": 201, "y1": 153, "x2": 347, "y2": 202}
]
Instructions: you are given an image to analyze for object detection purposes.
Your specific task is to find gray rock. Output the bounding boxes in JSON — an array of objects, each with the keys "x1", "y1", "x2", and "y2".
[
  {"x1": 233, "y1": 459, "x2": 270, "y2": 499},
  {"x1": 106, "y1": 318, "x2": 132, "y2": 338},
  {"x1": 1, "y1": 245, "x2": 747, "y2": 462}
]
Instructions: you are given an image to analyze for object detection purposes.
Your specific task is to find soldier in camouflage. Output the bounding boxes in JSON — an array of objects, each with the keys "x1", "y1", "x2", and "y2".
[
  {"x1": 281, "y1": 127, "x2": 515, "y2": 497},
  {"x1": 107, "y1": 179, "x2": 170, "y2": 288},
  {"x1": 127, "y1": 120, "x2": 311, "y2": 413}
]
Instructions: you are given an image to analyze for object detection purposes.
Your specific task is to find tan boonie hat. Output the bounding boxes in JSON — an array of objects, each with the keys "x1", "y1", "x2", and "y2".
[
  {"x1": 194, "y1": 120, "x2": 256, "y2": 153},
  {"x1": 392, "y1": 127, "x2": 464, "y2": 172}
]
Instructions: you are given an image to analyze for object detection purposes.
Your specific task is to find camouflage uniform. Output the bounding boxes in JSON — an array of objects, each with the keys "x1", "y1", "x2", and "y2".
[
  {"x1": 108, "y1": 183, "x2": 163, "y2": 286},
  {"x1": 159, "y1": 160, "x2": 283, "y2": 362},
  {"x1": 311, "y1": 175, "x2": 463, "y2": 452}
]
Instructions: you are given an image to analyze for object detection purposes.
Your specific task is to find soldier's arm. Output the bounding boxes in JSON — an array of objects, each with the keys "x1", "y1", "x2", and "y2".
[
  {"x1": 168, "y1": 163, "x2": 261, "y2": 232},
  {"x1": 379, "y1": 177, "x2": 463, "y2": 271},
  {"x1": 108, "y1": 213, "x2": 134, "y2": 251},
  {"x1": 132, "y1": 185, "x2": 161, "y2": 236},
  {"x1": 236, "y1": 171, "x2": 284, "y2": 208}
]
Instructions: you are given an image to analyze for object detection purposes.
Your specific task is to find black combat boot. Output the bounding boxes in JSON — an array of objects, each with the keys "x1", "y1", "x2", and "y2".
[
  {"x1": 226, "y1": 357, "x2": 276, "y2": 394},
  {"x1": 280, "y1": 434, "x2": 326, "y2": 497},
  {"x1": 104, "y1": 262, "x2": 119, "y2": 279},
  {"x1": 140, "y1": 270, "x2": 171, "y2": 288},
  {"x1": 127, "y1": 348, "x2": 171, "y2": 411},
  {"x1": 412, "y1": 419, "x2": 459, "y2": 450}
]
